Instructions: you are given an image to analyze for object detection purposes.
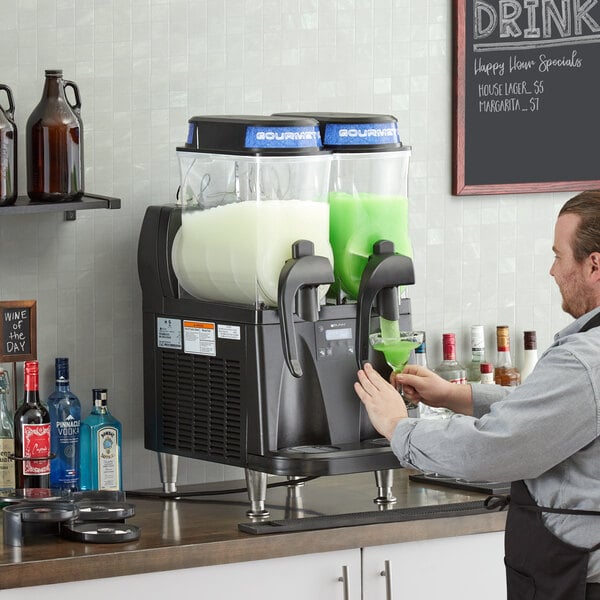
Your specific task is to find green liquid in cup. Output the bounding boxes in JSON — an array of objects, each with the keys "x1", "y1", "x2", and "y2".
[
  {"x1": 329, "y1": 192, "x2": 412, "y2": 300},
  {"x1": 372, "y1": 339, "x2": 421, "y2": 370}
]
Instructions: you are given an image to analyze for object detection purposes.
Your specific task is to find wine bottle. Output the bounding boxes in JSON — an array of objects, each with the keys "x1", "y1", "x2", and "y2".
[
  {"x1": 521, "y1": 330, "x2": 538, "y2": 381},
  {"x1": 47, "y1": 358, "x2": 81, "y2": 490},
  {"x1": 466, "y1": 325, "x2": 485, "y2": 383},
  {"x1": 494, "y1": 326, "x2": 521, "y2": 386},
  {"x1": 14, "y1": 361, "x2": 51, "y2": 489},
  {"x1": 0, "y1": 367, "x2": 15, "y2": 488},
  {"x1": 80, "y1": 389, "x2": 122, "y2": 491}
]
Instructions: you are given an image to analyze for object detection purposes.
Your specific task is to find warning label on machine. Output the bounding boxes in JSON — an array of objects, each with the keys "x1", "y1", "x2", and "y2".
[
  {"x1": 183, "y1": 320, "x2": 216, "y2": 356},
  {"x1": 157, "y1": 317, "x2": 182, "y2": 349}
]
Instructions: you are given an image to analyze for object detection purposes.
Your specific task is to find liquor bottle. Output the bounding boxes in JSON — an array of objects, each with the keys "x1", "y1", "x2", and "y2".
[
  {"x1": 494, "y1": 325, "x2": 521, "y2": 386},
  {"x1": 0, "y1": 84, "x2": 17, "y2": 206},
  {"x1": 47, "y1": 358, "x2": 81, "y2": 490},
  {"x1": 521, "y1": 330, "x2": 538, "y2": 381},
  {"x1": 13, "y1": 361, "x2": 51, "y2": 489},
  {"x1": 480, "y1": 362, "x2": 495, "y2": 384},
  {"x1": 416, "y1": 335, "x2": 451, "y2": 419},
  {"x1": 80, "y1": 389, "x2": 122, "y2": 491},
  {"x1": 0, "y1": 368, "x2": 15, "y2": 488},
  {"x1": 26, "y1": 69, "x2": 84, "y2": 202},
  {"x1": 434, "y1": 333, "x2": 467, "y2": 384},
  {"x1": 466, "y1": 325, "x2": 485, "y2": 383}
]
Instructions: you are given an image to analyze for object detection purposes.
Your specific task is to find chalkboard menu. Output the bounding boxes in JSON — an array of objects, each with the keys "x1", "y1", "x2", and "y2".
[
  {"x1": 0, "y1": 300, "x2": 37, "y2": 362},
  {"x1": 453, "y1": 0, "x2": 600, "y2": 195}
]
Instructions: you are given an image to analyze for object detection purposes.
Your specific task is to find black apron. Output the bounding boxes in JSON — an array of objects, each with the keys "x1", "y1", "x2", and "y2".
[{"x1": 501, "y1": 311, "x2": 600, "y2": 600}]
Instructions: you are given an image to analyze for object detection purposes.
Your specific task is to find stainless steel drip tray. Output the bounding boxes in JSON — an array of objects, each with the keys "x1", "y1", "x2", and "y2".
[
  {"x1": 249, "y1": 439, "x2": 398, "y2": 476},
  {"x1": 409, "y1": 472, "x2": 511, "y2": 495}
]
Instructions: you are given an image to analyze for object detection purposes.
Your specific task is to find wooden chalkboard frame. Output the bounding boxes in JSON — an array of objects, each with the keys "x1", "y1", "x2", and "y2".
[
  {"x1": 0, "y1": 300, "x2": 37, "y2": 362},
  {"x1": 452, "y1": 0, "x2": 600, "y2": 195}
]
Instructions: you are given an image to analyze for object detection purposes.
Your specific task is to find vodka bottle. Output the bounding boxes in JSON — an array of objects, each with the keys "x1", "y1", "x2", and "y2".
[
  {"x1": 480, "y1": 362, "x2": 495, "y2": 384},
  {"x1": 494, "y1": 326, "x2": 521, "y2": 386},
  {"x1": 47, "y1": 358, "x2": 81, "y2": 490},
  {"x1": 80, "y1": 389, "x2": 122, "y2": 491},
  {"x1": 416, "y1": 336, "x2": 452, "y2": 419},
  {"x1": 434, "y1": 333, "x2": 467, "y2": 384},
  {"x1": 520, "y1": 331, "x2": 538, "y2": 382},
  {"x1": 14, "y1": 361, "x2": 51, "y2": 489},
  {"x1": 431, "y1": 333, "x2": 465, "y2": 419},
  {"x1": 0, "y1": 368, "x2": 15, "y2": 488},
  {"x1": 466, "y1": 325, "x2": 485, "y2": 383}
]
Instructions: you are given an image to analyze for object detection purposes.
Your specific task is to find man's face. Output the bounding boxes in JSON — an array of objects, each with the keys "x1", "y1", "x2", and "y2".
[{"x1": 550, "y1": 213, "x2": 591, "y2": 318}]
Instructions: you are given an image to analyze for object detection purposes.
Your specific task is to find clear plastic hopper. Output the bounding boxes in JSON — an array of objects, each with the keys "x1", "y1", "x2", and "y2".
[{"x1": 172, "y1": 116, "x2": 333, "y2": 308}]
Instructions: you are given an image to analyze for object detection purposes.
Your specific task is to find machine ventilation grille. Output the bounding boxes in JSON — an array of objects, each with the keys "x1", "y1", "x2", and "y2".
[{"x1": 159, "y1": 351, "x2": 242, "y2": 462}]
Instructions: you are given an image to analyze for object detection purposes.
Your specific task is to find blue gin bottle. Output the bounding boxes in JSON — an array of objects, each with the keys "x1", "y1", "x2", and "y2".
[
  {"x1": 80, "y1": 388, "x2": 122, "y2": 491},
  {"x1": 47, "y1": 358, "x2": 81, "y2": 490}
]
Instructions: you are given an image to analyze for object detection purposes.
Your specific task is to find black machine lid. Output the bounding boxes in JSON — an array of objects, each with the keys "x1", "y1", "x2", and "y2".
[
  {"x1": 177, "y1": 115, "x2": 328, "y2": 156},
  {"x1": 273, "y1": 112, "x2": 407, "y2": 153}
]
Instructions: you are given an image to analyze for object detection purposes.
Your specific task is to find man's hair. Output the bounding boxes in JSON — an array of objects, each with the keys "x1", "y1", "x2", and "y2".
[{"x1": 558, "y1": 191, "x2": 600, "y2": 262}]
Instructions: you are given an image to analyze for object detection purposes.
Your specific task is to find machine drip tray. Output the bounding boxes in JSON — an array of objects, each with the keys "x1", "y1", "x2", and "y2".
[
  {"x1": 409, "y1": 473, "x2": 511, "y2": 495},
  {"x1": 281, "y1": 445, "x2": 341, "y2": 454}
]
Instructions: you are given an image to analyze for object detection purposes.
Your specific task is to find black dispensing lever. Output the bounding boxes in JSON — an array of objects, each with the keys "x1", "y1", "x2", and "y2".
[
  {"x1": 278, "y1": 240, "x2": 335, "y2": 378},
  {"x1": 355, "y1": 240, "x2": 415, "y2": 368}
]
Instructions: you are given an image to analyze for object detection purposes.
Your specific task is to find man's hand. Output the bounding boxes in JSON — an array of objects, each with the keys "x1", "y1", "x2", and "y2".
[
  {"x1": 397, "y1": 365, "x2": 474, "y2": 416},
  {"x1": 354, "y1": 363, "x2": 408, "y2": 440}
]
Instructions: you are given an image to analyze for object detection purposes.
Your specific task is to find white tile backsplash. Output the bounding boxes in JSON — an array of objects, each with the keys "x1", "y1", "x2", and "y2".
[{"x1": 0, "y1": 0, "x2": 573, "y2": 491}]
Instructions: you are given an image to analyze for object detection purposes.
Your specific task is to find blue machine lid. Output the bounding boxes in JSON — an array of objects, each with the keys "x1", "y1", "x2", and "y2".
[
  {"x1": 178, "y1": 115, "x2": 327, "y2": 156},
  {"x1": 273, "y1": 112, "x2": 407, "y2": 153}
]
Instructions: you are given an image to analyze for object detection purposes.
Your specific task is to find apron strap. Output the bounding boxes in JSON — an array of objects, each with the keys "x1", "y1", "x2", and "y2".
[{"x1": 579, "y1": 311, "x2": 600, "y2": 332}]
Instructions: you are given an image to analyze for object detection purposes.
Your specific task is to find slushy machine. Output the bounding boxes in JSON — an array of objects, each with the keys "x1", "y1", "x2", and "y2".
[{"x1": 138, "y1": 114, "x2": 414, "y2": 517}]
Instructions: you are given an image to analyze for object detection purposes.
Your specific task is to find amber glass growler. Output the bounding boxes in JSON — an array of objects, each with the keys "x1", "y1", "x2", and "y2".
[
  {"x1": 0, "y1": 84, "x2": 17, "y2": 206},
  {"x1": 26, "y1": 69, "x2": 84, "y2": 202}
]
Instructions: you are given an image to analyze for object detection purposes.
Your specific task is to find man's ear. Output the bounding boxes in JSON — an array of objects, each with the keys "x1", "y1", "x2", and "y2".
[{"x1": 589, "y1": 252, "x2": 600, "y2": 278}]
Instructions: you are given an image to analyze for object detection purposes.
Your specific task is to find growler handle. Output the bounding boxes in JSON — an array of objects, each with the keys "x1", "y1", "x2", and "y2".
[
  {"x1": 0, "y1": 84, "x2": 15, "y2": 119},
  {"x1": 63, "y1": 80, "x2": 82, "y2": 116}
]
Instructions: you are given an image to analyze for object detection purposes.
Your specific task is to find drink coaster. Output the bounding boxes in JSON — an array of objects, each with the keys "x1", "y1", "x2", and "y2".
[
  {"x1": 75, "y1": 500, "x2": 136, "y2": 522},
  {"x1": 61, "y1": 522, "x2": 141, "y2": 544},
  {"x1": 3, "y1": 501, "x2": 79, "y2": 547},
  {"x1": 0, "y1": 488, "x2": 69, "y2": 505},
  {"x1": 4, "y1": 501, "x2": 77, "y2": 522}
]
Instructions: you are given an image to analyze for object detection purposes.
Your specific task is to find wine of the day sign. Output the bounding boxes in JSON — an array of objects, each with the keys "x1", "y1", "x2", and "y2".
[{"x1": 453, "y1": 0, "x2": 600, "y2": 195}]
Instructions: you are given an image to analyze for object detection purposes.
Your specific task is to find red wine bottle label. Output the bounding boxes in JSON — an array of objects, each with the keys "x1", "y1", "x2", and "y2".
[{"x1": 21, "y1": 423, "x2": 51, "y2": 475}]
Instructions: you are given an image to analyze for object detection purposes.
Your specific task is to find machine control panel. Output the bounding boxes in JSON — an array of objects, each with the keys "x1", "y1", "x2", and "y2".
[{"x1": 315, "y1": 320, "x2": 355, "y2": 360}]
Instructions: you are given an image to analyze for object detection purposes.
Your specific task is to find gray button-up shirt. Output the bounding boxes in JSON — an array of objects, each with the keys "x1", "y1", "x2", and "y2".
[{"x1": 391, "y1": 307, "x2": 600, "y2": 580}]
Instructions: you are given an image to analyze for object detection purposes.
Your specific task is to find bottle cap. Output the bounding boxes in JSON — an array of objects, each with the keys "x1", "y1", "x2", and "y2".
[
  {"x1": 92, "y1": 388, "x2": 108, "y2": 407},
  {"x1": 480, "y1": 362, "x2": 494, "y2": 374},
  {"x1": 45, "y1": 69, "x2": 63, "y2": 77},
  {"x1": 415, "y1": 332, "x2": 427, "y2": 353},
  {"x1": 524, "y1": 331, "x2": 537, "y2": 350},
  {"x1": 470, "y1": 325, "x2": 485, "y2": 348},
  {"x1": 55, "y1": 357, "x2": 70, "y2": 382}
]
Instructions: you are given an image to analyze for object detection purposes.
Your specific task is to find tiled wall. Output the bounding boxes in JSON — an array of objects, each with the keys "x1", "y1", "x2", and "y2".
[{"x1": 0, "y1": 0, "x2": 572, "y2": 490}]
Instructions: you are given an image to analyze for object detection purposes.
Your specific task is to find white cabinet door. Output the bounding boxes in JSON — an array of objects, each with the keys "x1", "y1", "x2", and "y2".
[
  {"x1": 3, "y1": 548, "x2": 362, "y2": 600},
  {"x1": 362, "y1": 531, "x2": 506, "y2": 600}
]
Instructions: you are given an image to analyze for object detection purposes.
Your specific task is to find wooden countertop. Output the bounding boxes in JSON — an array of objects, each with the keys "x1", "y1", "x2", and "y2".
[{"x1": 0, "y1": 469, "x2": 507, "y2": 590}]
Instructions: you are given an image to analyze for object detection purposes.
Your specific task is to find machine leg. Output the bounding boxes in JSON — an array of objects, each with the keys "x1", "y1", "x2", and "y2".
[
  {"x1": 373, "y1": 469, "x2": 397, "y2": 505},
  {"x1": 245, "y1": 468, "x2": 270, "y2": 518},
  {"x1": 157, "y1": 452, "x2": 179, "y2": 494}
]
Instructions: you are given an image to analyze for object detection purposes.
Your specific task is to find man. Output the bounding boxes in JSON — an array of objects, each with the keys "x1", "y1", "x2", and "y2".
[{"x1": 354, "y1": 191, "x2": 600, "y2": 600}]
